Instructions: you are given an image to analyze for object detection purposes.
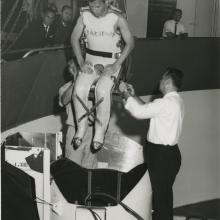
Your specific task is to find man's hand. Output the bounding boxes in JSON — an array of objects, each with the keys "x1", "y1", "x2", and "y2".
[
  {"x1": 68, "y1": 59, "x2": 78, "y2": 79},
  {"x1": 80, "y1": 61, "x2": 93, "y2": 74},
  {"x1": 119, "y1": 82, "x2": 135, "y2": 102},
  {"x1": 165, "y1": 32, "x2": 176, "y2": 39},
  {"x1": 103, "y1": 63, "x2": 120, "y2": 76},
  {"x1": 119, "y1": 82, "x2": 135, "y2": 96},
  {"x1": 119, "y1": 81, "x2": 128, "y2": 93},
  {"x1": 126, "y1": 83, "x2": 135, "y2": 96}
]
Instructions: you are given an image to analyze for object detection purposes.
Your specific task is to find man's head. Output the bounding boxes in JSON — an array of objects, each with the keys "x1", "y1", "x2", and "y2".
[
  {"x1": 159, "y1": 67, "x2": 184, "y2": 94},
  {"x1": 88, "y1": 0, "x2": 108, "y2": 17},
  {"x1": 173, "y1": 9, "x2": 182, "y2": 22},
  {"x1": 61, "y1": 5, "x2": 73, "y2": 23},
  {"x1": 43, "y1": 8, "x2": 56, "y2": 26}
]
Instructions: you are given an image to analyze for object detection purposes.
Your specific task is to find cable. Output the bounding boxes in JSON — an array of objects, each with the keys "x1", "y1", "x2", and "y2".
[
  {"x1": 85, "y1": 192, "x2": 144, "y2": 220},
  {"x1": 87, "y1": 208, "x2": 102, "y2": 220},
  {"x1": 35, "y1": 197, "x2": 53, "y2": 206}
]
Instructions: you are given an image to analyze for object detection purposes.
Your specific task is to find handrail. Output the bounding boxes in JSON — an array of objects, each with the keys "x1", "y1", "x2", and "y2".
[
  {"x1": 2, "y1": 45, "x2": 71, "y2": 57},
  {"x1": 22, "y1": 45, "x2": 71, "y2": 58}
]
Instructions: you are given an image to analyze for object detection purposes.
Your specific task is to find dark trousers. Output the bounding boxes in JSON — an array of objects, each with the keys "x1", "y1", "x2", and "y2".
[{"x1": 146, "y1": 141, "x2": 181, "y2": 220}]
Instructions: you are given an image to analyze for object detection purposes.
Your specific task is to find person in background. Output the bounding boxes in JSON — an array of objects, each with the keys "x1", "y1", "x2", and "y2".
[
  {"x1": 18, "y1": 7, "x2": 56, "y2": 49},
  {"x1": 162, "y1": 9, "x2": 187, "y2": 39},
  {"x1": 54, "y1": 5, "x2": 75, "y2": 45},
  {"x1": 119, "y1": 68, "x2": 185, "y2": 220},
  {"x1": 59, "y1": 59, "x2": 97, "y2": 168}
]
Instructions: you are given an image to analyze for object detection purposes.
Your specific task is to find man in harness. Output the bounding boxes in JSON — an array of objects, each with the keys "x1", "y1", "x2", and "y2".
[{"x1": 71, "y1": 0, "x2": 134, "y2": 152}]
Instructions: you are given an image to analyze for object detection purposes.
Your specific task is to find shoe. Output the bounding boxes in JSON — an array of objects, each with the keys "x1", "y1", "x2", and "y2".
[
  {"x1": 72, "y1": 137, "x2": 82, "y2": 150},
  {"x1": 92, "y1": 141, "x2": 104, "y2": 153}
]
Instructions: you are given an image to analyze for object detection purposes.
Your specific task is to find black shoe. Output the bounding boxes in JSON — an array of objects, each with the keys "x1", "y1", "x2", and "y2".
[
  {"x1": 72, "y1": 137, "x2": 82, "y2": 150},
  {"x1": 92, "y1": 141, "x2": 104, "y2": 153}
]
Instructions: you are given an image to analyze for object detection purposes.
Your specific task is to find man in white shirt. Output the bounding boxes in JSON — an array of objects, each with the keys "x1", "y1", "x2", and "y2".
[
  {"x1": 162, "y1": 9, "x2": 187, "y2": 39},
  {"x1": 119, "y1": 68, "x2": 184, "y2": 220}
]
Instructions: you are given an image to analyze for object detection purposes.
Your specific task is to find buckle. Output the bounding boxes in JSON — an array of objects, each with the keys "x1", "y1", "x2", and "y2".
[{"x1": 114, "y1": 52, "x2": 121, "y2": 59}]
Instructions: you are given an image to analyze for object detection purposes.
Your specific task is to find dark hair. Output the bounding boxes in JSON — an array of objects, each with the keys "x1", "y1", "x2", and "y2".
[
  {"x1": 174, "y1": 8, "x2": 182, "y2": 14},
  {"x1": 62, "y1": 5, "x2": 72, "y2": 12},
  {"x1": 166, "y1": 67, "x2": 184, "y2": 90},
  {"x1": 88, "y1": 0, "x2": 105, "y2": 2},
  {"x1": 44, "y1": 7, "x2": 56, "y2": 15}
]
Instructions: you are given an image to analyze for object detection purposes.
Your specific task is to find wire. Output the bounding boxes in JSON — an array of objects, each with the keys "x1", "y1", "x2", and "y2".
[
  {"x1": 36, "y1": 197, "x2": 102, "y2": 220},
  {"x1": 35, "y1": 197, "x2": 53, "y2": 206},
  {"x1": 85, "y1": 192, "x2": 144, "y2": 220},
  {"x1": 88, "y1": 208, "x2": 102, "y2": 220}
]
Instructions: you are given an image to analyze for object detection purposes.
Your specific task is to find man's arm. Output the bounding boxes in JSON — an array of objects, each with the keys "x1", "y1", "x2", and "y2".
[
  {"x1": 71, "y1": 15, "x2": 85, "y2": 68},
  {"x1": 59, "y1": 82, "x2": 74, "y2": 107},
  {"x1": 125, "y1": 97, "x2": 164, "y2": 119},
  {"x1": 115, "y1": 15, "x2": 134, "y2": 67},
  {"x1": 119, "y1": 82, "x2": 164, "y2": 119},
  {"x1": 162, "y1": 21, "x2": 175, "y2": 38},
  {"x1": 103, "y1": 15, "x2": 134, "y2": 75}
]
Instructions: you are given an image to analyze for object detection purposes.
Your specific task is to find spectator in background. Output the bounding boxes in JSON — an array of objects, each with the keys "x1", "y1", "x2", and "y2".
[
  {"x1": 54, "y1": 5, "x2": 75, "y2": 45},
  {"x1": 19, "y1": 8, "x2": 56, "y2": 48},
  {"x1": 162, "y1": 9, "x2": 187, "y2": 39}
]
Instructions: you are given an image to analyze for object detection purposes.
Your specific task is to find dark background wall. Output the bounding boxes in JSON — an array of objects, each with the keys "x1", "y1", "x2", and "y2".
[
  {"x1": 147, "y1": 0, "x2": 177, "y2": 37},
  {"x1": 129, "y1": 38, "x2": 219, "y2": 96},
  {"x1": 1, "y1": 38, "x2": 219, "y2": 131}
]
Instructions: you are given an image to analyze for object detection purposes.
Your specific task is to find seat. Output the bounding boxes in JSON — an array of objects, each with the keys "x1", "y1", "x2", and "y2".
[{"x1": 76, "y1": 52, "x2": 132, "y2": 125}]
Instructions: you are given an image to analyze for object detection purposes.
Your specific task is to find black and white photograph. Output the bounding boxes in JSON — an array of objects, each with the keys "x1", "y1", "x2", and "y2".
[{"x1": 1, "y1": 0, "x2": 220, "y2": 219}]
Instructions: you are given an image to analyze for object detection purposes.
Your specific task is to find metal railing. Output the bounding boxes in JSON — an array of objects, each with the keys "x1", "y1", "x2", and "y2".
[{"x1": 2, "y1": 44, "x2": 71, "y2": 60}]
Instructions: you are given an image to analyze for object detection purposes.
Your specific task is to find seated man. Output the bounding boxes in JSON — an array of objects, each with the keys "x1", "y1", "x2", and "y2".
[
  {"x1": 162, "y1": 9, "x2": 187, "y2": 39},
  {"x1": 71, "y1": 0, "x2": 134, "y2": 152},
  {"x1": 54, "y1": 5, "x2": 75, "y2": 45},
  {"x1": 59, "y1": 60, "x2": 97, "y2": 168}
]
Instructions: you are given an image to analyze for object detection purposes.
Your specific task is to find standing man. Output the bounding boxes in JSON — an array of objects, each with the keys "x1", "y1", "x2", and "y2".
[
  {"x1": 162, "y1": 9, "x2": 187, "y2": 39},
  {"x1": 120, "y1": 68, "x2": 184, "y2": 220},
  {"x1": 71, "y1": 0, "x2": 134, "y2": 152}
]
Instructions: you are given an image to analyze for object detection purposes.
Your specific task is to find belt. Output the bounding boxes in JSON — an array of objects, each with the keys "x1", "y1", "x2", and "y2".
[
  {"x1": 146, "y1": 140, "x2": 177, "y2": 147},
  {"x1": 86, "y1": 48, "x2": 121, "y2": 59}
]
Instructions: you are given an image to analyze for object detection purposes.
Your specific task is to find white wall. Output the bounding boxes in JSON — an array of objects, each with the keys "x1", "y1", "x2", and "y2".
[
  {"x1": 126, "y1": 0, "x2": 219, "y2": 38},
  {"x1": 215, "y1": 0, "x2": 220, "y2": 36},
  {"x1": 176, "y1": 0, "x2": 197, "y2": 37},
  {"x1": 177, "y1": 0, "x2": 219, "y2": 37},
  {"x1": 173, "y1": 89, "x2": 220, "y2": 206},
  {"x1": 2, "y1": 89, "x2": 220, "y2": 206},
  {"x1": 218, "y1": 91, "x2": 220, "y2": 198},
  {"x1": 126, "y1": 0, "x2": 149, "y2": 38}
]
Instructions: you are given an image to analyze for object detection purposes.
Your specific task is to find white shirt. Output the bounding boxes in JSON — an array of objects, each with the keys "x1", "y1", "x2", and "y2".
[
  {"x1": 82, "y1": 10, "x2": 121, "y2": 53},
  {"x1": 125, "y1": 91, "x2": 184, "y2": 145},
  {"x1": 59, "y1": 82, "x2": 74, "y2": 126},
  {"x1": 162, "y1": 20, "x2": 185, "y2": 37}
]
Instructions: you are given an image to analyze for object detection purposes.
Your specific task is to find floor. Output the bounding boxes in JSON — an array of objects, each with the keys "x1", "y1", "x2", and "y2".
[{"x1": 173, "y1": 199, "x2": 220, "y2": 220}]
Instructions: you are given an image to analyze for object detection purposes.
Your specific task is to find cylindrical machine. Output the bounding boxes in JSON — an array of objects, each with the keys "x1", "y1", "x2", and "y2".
[{"x1": 51, "y1": 132, "x2": 152, "y2": 220}]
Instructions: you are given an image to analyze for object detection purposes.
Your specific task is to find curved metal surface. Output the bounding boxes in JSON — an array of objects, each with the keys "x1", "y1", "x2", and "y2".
[
  {"x1": 96, "y1": 132, "x2": 144, "y2": 172},
  {"x1": 2, "y1": 45, "x2": 70, "y2": 56},
  {"x1": 22, "y1": 45, "x2": 70, "y2": 58}
]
